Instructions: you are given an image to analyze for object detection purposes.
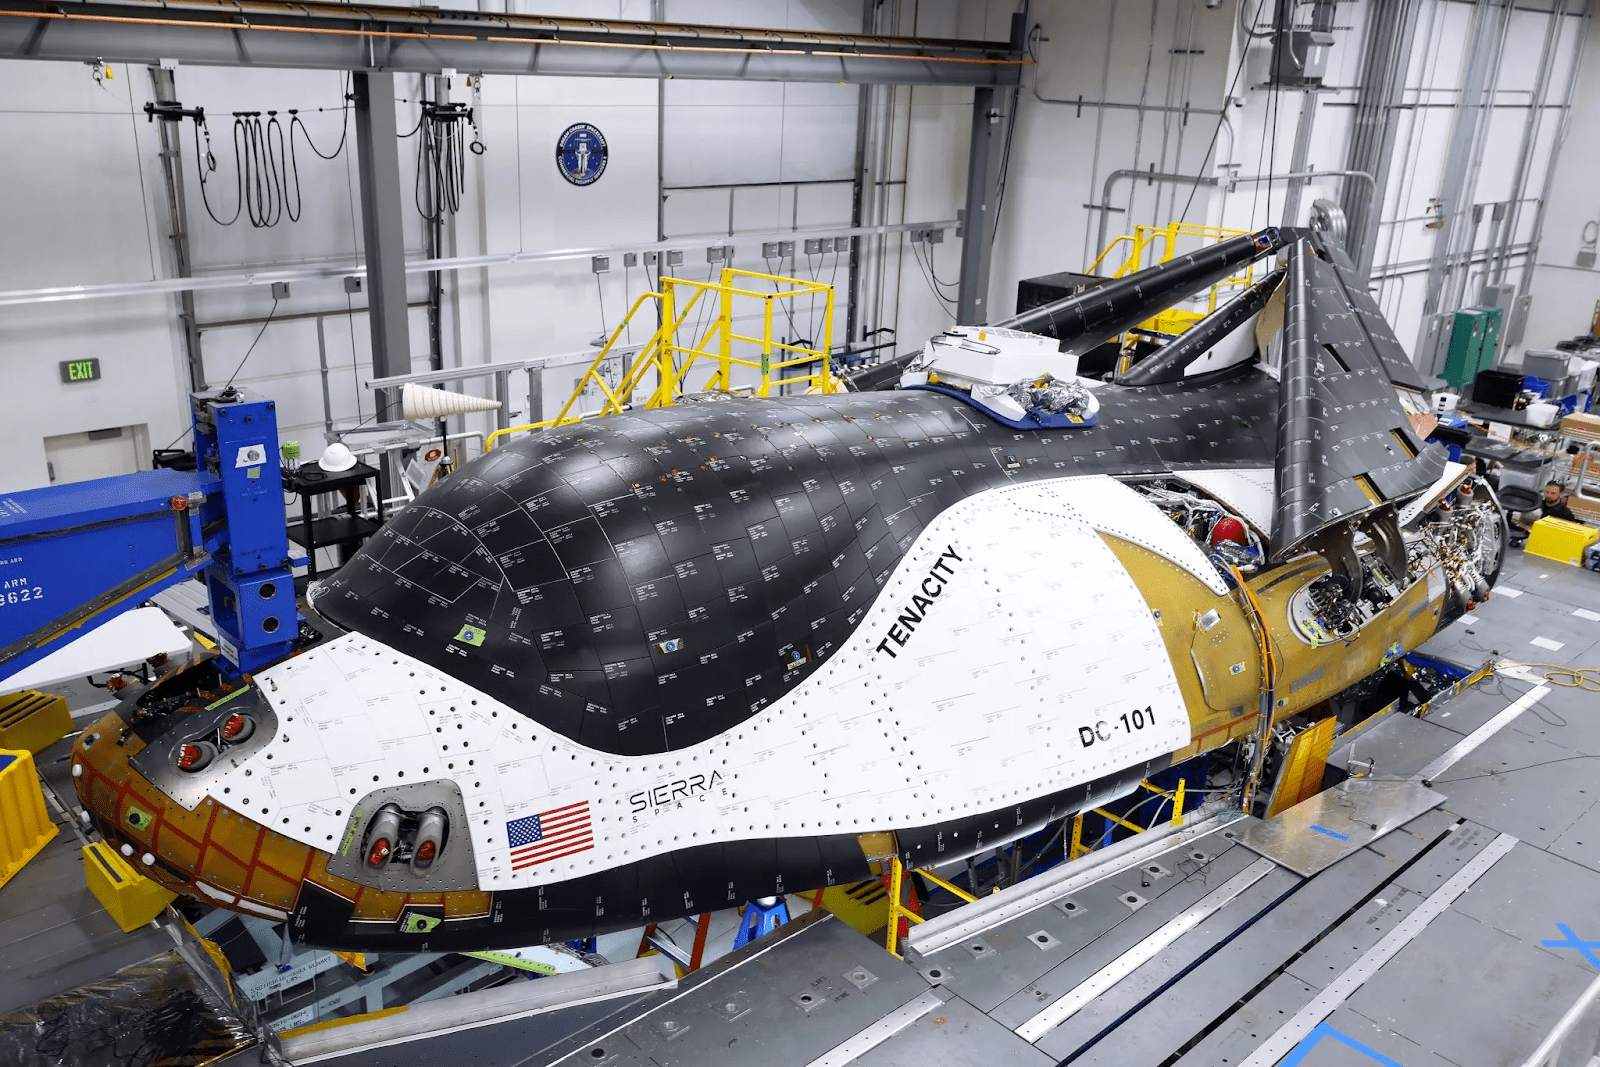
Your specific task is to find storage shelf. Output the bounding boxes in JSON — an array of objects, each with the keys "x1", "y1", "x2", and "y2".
[{"x1": 286, "y1": 515, "x2": 380, "y2": 549}]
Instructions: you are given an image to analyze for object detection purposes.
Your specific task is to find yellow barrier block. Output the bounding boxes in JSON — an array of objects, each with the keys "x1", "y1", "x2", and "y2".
[
  {"x1": 0, "y1": 691, "x2": 73, "y2": 754},
  {"x1": 816, "y1": 877, "x2": 891, "y2": 937},
  {"x1": 1525, "y1": 516, "x2": 1599, "y2": 567},
  {"x1": 83, "y1": 840, "x2": 176, "y2": 931},
  {"x1": 0, "y1": 747, "x2": 57, "y2": 889}
]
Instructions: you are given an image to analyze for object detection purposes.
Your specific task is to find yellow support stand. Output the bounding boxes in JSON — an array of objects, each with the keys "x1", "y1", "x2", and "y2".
[
  {"x1": 0, "y1": 748, "x2": 57, "y2": 889},
  {"x1": 1525, "y1": 516, "x2": 1598, "y2": 567},
  {"x1": 814, "y1": 878, "x2": 893, "y2": 937},
  {"x1": 883, "y1": 856, "x2": 977, "y2": 958},
  {"x1": 0, "y1": 690, "x2": 72, "y2": 754},
  {"x1": 83, "y1": 840, "x2": 177, "y2": 931},
  {"x1": 1069, "y1": 778, "x2": 1188, "y2": 860}
]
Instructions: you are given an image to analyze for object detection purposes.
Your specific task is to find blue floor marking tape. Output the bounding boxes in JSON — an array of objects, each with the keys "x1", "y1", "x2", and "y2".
[
  {"x1": 1280, "y1": 1022, "x2": 1407, "y2": 1067},
  {"x1": 1541, "y1": 923, "x2": 1600, "y2": 967},
  {"x1": 1310, "y1": 824, "x2": 1350, "y2": 841}
]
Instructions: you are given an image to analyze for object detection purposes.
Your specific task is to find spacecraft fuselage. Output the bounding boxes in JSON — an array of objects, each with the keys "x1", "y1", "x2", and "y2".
[
  {"x1": 70, "y1": 375, "x2": 1484, "y2": 951},
  {"x1": 67, "y1": 234, "x2": 1504, "y2": 951}
]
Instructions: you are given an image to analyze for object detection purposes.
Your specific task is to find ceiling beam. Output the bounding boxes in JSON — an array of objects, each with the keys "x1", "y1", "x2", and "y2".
[{"x1": 0, "y1": 0, "x2": 1025, "y2": 86}]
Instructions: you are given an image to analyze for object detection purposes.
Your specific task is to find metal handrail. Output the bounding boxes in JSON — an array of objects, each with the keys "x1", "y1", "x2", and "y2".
[
  {"x1": 484, "y1": 268, "x2": 837, "y2": 450},
  {"x1": 1069, "y1": 778, "x2": 1188, "y2": 860},
  {"x1": 1085, "y1": 234, "x2": 1137, "y2": 275},
  {"x1": 1521, "y1": 967, "x2": 1600, "y2": 1066}
]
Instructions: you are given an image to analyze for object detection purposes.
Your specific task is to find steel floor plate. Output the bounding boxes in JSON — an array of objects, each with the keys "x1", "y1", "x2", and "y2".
[
  {"x1": 1232, "y1": 780, "x2": 1445, "y2": 877},
  {"x1": 0, "y1": 737, "x2": 174, "y2": 1016}
]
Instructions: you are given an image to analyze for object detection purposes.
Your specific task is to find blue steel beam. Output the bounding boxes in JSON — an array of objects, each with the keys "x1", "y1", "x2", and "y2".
[
  {"x1": 0, "y1": 388, "x2": 299, "y2": 683},
  {"x1": 0, "y1": 468, "x2": 215, "y2": 681}
]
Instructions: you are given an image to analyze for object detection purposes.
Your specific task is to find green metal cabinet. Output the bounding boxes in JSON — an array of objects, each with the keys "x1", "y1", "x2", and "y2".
[{"x1": 1442, "y1": 306, "x2": 1503, "y2": 388}]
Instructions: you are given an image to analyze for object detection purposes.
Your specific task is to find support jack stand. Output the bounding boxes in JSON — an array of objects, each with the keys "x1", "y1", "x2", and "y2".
[{"x1": 732, "y1": 896, "x2": 789, "y2": 950}]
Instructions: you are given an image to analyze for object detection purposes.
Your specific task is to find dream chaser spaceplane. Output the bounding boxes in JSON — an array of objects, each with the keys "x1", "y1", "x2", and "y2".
[{"x1": 70, "y1": 230, "x2": 1506, "y2": 951}]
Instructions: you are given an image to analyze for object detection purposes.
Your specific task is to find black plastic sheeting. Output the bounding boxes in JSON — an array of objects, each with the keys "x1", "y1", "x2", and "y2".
[{"x1": 0, "y1": 949, "x2": 257, "y2": 1067}]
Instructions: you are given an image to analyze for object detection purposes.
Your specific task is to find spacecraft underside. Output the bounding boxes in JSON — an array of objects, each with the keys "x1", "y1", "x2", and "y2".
[{"x1": 65, "y1": 231, "x2": 1506, "y2": 951}]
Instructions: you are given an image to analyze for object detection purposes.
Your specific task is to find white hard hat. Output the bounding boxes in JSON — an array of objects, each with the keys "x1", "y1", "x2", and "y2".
[{"x1": 318, "y1": 442, "x2": 358, "y2": 472}]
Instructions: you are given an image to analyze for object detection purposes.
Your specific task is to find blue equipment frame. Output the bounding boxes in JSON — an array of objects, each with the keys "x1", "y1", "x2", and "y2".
[{"x1": 0, "y1": 388, "x2": 297, "y2": 681}]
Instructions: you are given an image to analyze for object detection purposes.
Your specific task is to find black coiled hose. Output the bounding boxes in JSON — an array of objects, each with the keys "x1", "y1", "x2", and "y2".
[{"x1": 193, "y1": 103, "x2": 348, "y2": 228}]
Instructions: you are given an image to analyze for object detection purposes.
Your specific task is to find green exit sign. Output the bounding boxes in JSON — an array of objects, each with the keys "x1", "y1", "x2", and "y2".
[{"x1": 59, "y1": 359, "x2": 101, "y2": 384}]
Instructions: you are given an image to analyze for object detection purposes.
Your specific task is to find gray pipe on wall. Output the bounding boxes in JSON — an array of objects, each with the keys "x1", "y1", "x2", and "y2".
[{"x1": 1093, "y1": 168, "x2": 1375, "y2": 261}]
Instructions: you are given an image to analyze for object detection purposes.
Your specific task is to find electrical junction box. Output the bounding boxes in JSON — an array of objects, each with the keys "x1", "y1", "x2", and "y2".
[
  {"x1": 1480, "y1": 305, "x2": 1504, "y2": 366},
  {"x1": 802, "y1": 239, "x2": 824, "y2": 256},
  {"x1": 1506, "y1": 293, "x2": 1532, "y2": 347},
  {"x1": 1271, "y1": 30, "x2": 1334, "y2": 86},
  {"x1": 917, "y1": 326, "x2": 1077, "y2": 388},
  {"x1": 1479, "y1": 282, "x2": 1516, "y2": 314}
]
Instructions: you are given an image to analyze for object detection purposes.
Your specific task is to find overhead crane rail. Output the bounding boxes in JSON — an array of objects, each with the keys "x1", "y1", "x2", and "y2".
[{"x1": 0, "y1": 0, "x2": 1027, "y2": 85}]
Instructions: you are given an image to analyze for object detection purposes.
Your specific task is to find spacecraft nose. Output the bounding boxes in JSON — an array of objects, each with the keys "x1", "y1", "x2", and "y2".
[{"x1": 313, "y1": 415, "x2": 862, "y2": 756}]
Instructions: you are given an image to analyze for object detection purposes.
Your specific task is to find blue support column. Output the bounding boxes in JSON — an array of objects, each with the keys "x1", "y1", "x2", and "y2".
[{"x1": 191, "y1": 389, "x2": 298, "y2": 674}]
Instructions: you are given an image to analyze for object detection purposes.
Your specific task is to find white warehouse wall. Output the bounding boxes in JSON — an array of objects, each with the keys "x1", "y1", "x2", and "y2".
[
  {"x1": 1519, "y1": 10, "x2": 1600, "y2": 353},
  {"x1": 2, "y1": 0, "x2": 1595, "y2": 502},
  {"x1": 0, "y1": 60, "x2": 191, "y2": 493},
  {"x1": 979, "y1": 0, "x2": 1587, "y2": 360}
]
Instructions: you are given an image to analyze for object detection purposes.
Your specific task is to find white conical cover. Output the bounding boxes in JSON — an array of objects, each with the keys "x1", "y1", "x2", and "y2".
[{"x1": 401, "y1": 382, "x2": 503, "y2": 419}]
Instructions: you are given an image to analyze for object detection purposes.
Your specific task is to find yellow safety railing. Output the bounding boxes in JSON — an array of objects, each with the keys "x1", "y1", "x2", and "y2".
[
  {"x1": 883, "y1": 855, "x2": 977, "y2": 959},
  {"x1": 1088, "y1": 221, "x2": 1258, "y2": 340},
  {"x1": 484, "y1": 268, "x2": 838, "y2": 450},
  {"x1": 1068, "y1": 778, "x2": 1187, "y2": 861}
]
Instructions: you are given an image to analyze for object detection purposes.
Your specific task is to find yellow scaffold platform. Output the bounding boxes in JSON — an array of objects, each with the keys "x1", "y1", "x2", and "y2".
[{"x1": 486, "y1": 268, "x2": 838, "y2": 450}]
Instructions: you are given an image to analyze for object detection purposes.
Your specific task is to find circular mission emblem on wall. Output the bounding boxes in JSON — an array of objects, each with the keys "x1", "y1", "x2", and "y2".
[{"x1": 555, "y1": 123, "x2": 608, "y2": 187}]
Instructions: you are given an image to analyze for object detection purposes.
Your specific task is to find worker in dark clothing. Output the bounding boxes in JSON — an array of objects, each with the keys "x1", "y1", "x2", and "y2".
[{"x1": 1517, "y1": 481, "x2": 1578, "y2": 531}]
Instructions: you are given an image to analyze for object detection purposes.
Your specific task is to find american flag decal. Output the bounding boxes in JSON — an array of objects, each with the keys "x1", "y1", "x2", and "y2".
[{"x1": 507, "y1": 801, "x2": 594, "y2": 870}]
